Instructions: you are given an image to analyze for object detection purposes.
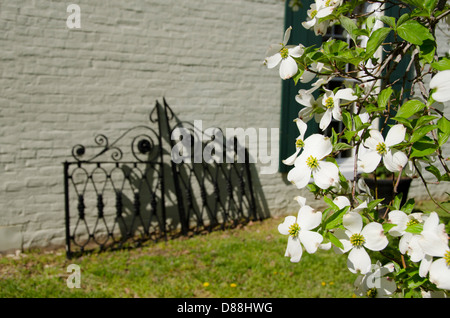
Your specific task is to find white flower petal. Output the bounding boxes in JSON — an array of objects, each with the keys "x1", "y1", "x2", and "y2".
[
  {"x1": 315, "y1": 6, "x2": 334, "y2": 18},
  {"x1": 348, "y1": 247, "x2": 372, "y2": 274},
  {"x1": 283, "y1": 26, "x2": 292, "y2": 45},
  {"x1": 295, "y1": 118, "x2": 307, "y2": 137},
  {"x1": 362, "y1": 222, "x2": 388, "y2": 251},
  {"x1": 288, "y1": 45, "x2": 303, "y2": 58},
  {"x1": 343, "y1": 212, "x2": 363, "y2": 234},
  {"x1": 385, "y1": 124, "x2": 406, "y2": 147},
  {"x1": 333, "y1": 196, "x2": 351, "y2": 210},
  {"x1": 429, "y1": 258, "x2": 450, "y2": 290},
  {"x1": 430, "y1": 70, "x2": 450, "y2": 103},
  {"x1": 368, "y1": 129, "x2": 385, "y2": 145},
  {"x1": 333, "y1": 228, "x2": 352, "y2": 253},
  {"x1": 303, "y1": 134, "x2": 332, "y2": 159},
  {"x1": 383, "y1": 149, "x2": 408, "y2": 172},
  {"x1": 299, "y1": 230, "x2": 323, "y2": 254},
  {"x1": 282, "y1": 148, "x2": 301, "y2": 166},
  {"x1": 295, "y1": 90, "x2": 315, "y2": 108},
  {"x1": 332, "y1": 104, "x2": 342, "y2": 121},
  {"x1": 265, "y1": 53, "x2": 282, "y2": 69},
  {"x1": 358, "y1": 150, "x2": 381, "y2": 173},
  {"x1": 319, "y1": 109, "x2": 333, "y2": 130},
  {"x1": 298, "y1": 205, "x2": 322, "y2": 231},
  {"x1": 279, "y1": 56, "x2": 298, "y2": 80},
  {"x1": 388, "y1": 210, "x2": 408, "y2": 237},
  {"x1": 300, "y1": 70, "x2": 316, "y2": 83},
  {"x1": 335, "y1": 88, "x2": 357, "y2": 101},
  {"x1": 301, "y1": 18, "x2": 317, "y2": 30},
  {"x1": 287, "y1": 162, "x2": 311, "y2": 189},
  {"x1": 312, "y1": 161, "x2": 339, "y2": 189},
  {"x1": 285, "y1": 236, "x2": 303, "y2": 263},
  {"x1": 419, "y1": 254, "x2": 433, "y2": 277},
  {"x1": 278, "y1": 216, "x2": 297, "y2": 235}
]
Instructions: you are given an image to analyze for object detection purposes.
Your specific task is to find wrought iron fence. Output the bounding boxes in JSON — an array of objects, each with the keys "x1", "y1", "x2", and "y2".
[{"x1": 63, "y1": 99, "x2": 261, "y2": 258}]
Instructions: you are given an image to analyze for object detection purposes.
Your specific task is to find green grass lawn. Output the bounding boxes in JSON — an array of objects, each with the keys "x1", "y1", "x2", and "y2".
[
  {"x1": 1, "y1": 200, "x2": 448, "y2": 298},
  {"x1": 0, "y1": 216, "x2": 356, "y2": 298}
]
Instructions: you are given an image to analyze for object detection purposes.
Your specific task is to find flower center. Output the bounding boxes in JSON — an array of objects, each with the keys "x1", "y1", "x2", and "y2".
[
  {"x1": 280, "y1": 47, "x2": 289, "y2": 59},
  {"x1": 376, "y1": 142, "x2": 387, "y2": 155},
  {"x1": 406, "y1": 218, "x2": 420, "y2": 227},
  {"x1": 445, "y1": 250, "x2": 450, "y2": 267},
  {"x1": 366, "y1": 287, "x2": 378, "y2": 298},
  {"x1": 324, "y1": 97, "x2": 334, "y2": 109},
  {"x1": 350, "y1": 233, "x2": 365, "y2": 247},
  {"x1": 310, "y1": 9, "x2": 318, "y2": 19},
  {"x1": 325, "y1": 0, "x2": 333, "y2": 6},
  {"x1": 296, "y1": 139, "x2": 305, "y2": 149},
  {"x1": 288, "y1": 223, "x2": 300, "y2": 237},
  {"x1": 306, "y1": 155, "x2": 319, "y2": 169}
]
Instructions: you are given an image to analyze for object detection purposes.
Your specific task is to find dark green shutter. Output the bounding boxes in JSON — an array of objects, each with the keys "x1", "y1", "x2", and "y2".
[{"x1": 279, "y1": 0, "x2": 322, "y2": 173}]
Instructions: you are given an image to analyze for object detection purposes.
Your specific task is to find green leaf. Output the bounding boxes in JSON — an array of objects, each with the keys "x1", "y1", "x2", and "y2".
[
  {"x1": 392, "y1": 193, "x2": 403, "y2": 210},
  {"x1": 415, "y1": 115, "x2": 438, "y2": 128},
  {"x1": 410, "y1": 124, "x2": 438, "y2": 144},
  {"x1": 323, "y1": 196, "x2": 339, "y2": 211},
  {"x1": 401, "y1": 198, "x2": 416, "y2": 213},
  {"x1": 396, "y1": 100, "x2": 426, "y2": 119},
  {"x1": 377, "y1": 87, "x2": 393, "y2": 109},
  {"x1": 397, "y1": 20, "x2": 434, "y2": 45},
  {"x1": 397, "y1": 13, "x2": 411, "y2": 27},
  {"x1": 339, "y1": 16, "x2": 358, "y2": 44},
  {"x1": 419, "y1": 39, "x2": 436, "y2": 64},
  {"x1": 333, "y1": 143, "x2": 353, "y2": 152},
  {"x1": 426, "y1": 165, "x2": 442, "y2": 181},
  {"x1": 405, "y1": 223, "x2": 424, "y2": 234},
  {"x1": 341, "y1": 110, "x2": 352, "y2": 130},
  {"x1": 391, "y1": 116, "x2": 413, "y2": 129},
  {"x1": 437, "y1": 116, "x2": 450, "y2": 146},
  {"x1": 367, "y1": 198, "x2": 385, "y2": 211},
  {"x1": 403, "y1": 0, "x2": 438, "y2": 14},
  {"x1": 407, "y1": 273, "x2": 428, "y2": 289},
  {"x1": 431, "y1": 57, "x2": 450, "y2": 71},
  {"x1": 327, "y1": 232, "x2": 344, "y2": 250},
  {"x1": 383, "y1": 223, "x2": 396, "y2": 233},
  {"x1": 365, "y1": 27, "x2": 391, "y2": 59},
  {"x1": 325, "y1": 207, "x2": 349, "y2": 230},
  {"x1": 292, "y1": 68, "x2": 305, "y2": 85},
  {"x1": 410, "y1": 137, "x2": 438, "y2": 158},
  {"x1": 377, "y1": 16, "x2": 396, "y2": 29}
]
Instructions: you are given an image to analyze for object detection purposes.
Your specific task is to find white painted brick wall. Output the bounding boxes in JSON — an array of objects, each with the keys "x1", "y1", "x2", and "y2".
[
  {"x1": 1, "y1": 0, "x2": 449, "y2": 252},
  {"x1": 0, "y1": 0, "x2": 304, "y2": 252}
]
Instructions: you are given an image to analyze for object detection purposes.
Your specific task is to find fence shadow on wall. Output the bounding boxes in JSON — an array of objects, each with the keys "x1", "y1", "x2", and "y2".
[{"x1": 63, "y1": 99, "x2": 269, "y2": 259}]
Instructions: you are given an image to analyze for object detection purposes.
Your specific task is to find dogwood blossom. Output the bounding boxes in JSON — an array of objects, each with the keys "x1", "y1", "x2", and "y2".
[
  {"x1": 334, "y1": 212, "x2": 388, "y2": 274},
  {"x1": 429, "y1": 248, "x2": 450, "y2": 290},
  {"x1": 387, "y1": 210, "x2": 425, "y2": 237},
  {"x1": 302, "y1": 0, "x2": 342, "y2": 35},
  {"x1": 282, "y1": 119, "x2": 307, "y2": 166},
  {"x1": 296, "y1": 89, "x2": 321, "y2": 123},
  {"x1": 354, "y1": 261, "x2": 396, "y2": 298},
  {"x1": 397, "y1": 212, "x2": 448, "y2": 263},
  {"x1": 287, "y1": 134, "x2": 339, "y2": 189},
  {"x1": 278, "y1": 197, "x2": 323, "y2": 263},
  {"x1": 358, "y1": 124, "x2": 408, "y2": 173},
  {"x1": 264, "y1": 27, "x2": 304, "y2": 80},
  {"x1": 429, "y1": 70, "x2": 450, "y2": 103},
  {"x1": 318, "y1": 88, "x2": 357, "y2": 131}
]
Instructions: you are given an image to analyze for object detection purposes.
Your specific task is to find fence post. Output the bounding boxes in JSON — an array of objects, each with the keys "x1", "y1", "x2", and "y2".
[{"x1": 63, "y1": 161, "x2": 72, "y2": 259}]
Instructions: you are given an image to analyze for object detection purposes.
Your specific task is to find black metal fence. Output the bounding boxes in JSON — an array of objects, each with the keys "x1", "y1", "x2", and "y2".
[{"x1": 63, "y1": 99, "x2": 262, "y2": 258}]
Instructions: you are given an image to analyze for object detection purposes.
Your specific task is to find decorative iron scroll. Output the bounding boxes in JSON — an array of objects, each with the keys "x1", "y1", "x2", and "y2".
[{"x1": 63, "y1": 99, "x2": 260, "y2": 259}]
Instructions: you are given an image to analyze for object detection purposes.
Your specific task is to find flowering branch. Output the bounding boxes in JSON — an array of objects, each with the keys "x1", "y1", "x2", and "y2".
[{"x1": 266, "y1": 0, "x2": 450, "y2": 297}]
